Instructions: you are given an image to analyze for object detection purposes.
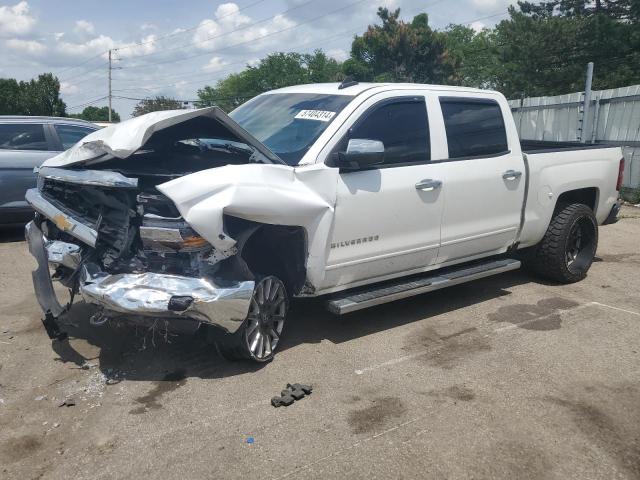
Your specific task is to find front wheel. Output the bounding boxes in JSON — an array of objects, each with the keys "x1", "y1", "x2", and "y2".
[
  {"x1": 525, "y1": 203, "x2": 598, "y2": 283},
  {"x1": 216, "y1": 275, "x2": 289, "y2": 362}
]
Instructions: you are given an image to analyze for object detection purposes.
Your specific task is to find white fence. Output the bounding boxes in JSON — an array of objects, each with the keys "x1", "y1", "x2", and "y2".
[{"x1": 509, "y1": 85, "x2": 640, "y2": 190}]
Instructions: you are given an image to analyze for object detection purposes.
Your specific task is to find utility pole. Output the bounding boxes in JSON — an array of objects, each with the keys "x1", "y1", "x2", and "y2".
[
  {"x1": 108, "y1": 49, "x2": 112, "y2": 123},
  {"x1": 579, "y1": 62, "x2": 594, "y2": 143}
]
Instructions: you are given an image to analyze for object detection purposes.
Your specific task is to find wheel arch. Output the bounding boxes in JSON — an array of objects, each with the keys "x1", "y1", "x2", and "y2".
[
  {"x1": 223, "y1": 215, "x2": 308, "y2": 295},
  {"x1": 555, "y1": 187, "x2": 599, "y2": 214}
]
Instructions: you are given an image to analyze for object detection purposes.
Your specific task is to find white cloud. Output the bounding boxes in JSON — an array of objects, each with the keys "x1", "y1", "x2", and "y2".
[
  {"x1": 327, "y1": 48, "x2": 348, "y2": 62},
  {"x1": 0, "y1": 1, "x2": 36, "y2": 37},
  {"x1": 471, "y1": 0, "x2": 514, "y2": 13},
  {"x1": 56, "y1": 34, "x2": 114, "y2": 57},
  {"x1": 192, "y1": 3, "x2": 296, "y2": 53},
  {"x1": 74, "y1": 19, "x2": 95, "y2": 35},
  {"x1": 140, "y1": 22, "x2": 157, "y2": 31},
  {"x1": 6, "y1": 37, "x2": 45, "y2": 55},
  {"x1": 203, "y1": 56, "x2": 227, "y2": 72},
  {"x1": 60, "y1": 81, "x2": 79, "y2": 94},
  {"x1": 470, "y1": 21, "x2": 486, "y2": 32},
  {"x1": 115, "y1": 34, "x2": 158, "y2": 58}
]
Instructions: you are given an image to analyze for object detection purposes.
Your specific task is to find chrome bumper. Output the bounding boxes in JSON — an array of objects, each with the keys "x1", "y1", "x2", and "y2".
[{"x1": 25, "y1": 221, "x2": 254, "y2": 334}]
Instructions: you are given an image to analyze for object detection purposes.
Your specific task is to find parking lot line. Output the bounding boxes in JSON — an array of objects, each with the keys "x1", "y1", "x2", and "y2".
[
  {"x1": 591, "y1": 301, "x2": 640, "y2": 317},
  {"x1": 352, "y1": 299, "x2": 639, "y2": 375},
  {"x1": 276, "y1": 413, "x2": 431, "y2": 479}
]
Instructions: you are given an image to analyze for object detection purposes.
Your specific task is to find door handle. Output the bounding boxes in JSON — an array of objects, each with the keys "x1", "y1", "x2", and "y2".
[
  {"x1": 415, "y1": 179, "x2": 442, "y2": 191},
  {"x1": 502, "y1": 170, "x2": 522, "y2": 180}
]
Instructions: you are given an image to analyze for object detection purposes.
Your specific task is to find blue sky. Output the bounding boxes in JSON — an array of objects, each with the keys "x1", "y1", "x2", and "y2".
[{"x1": 0, "y1": 0, "x2": 515, "y2": 118}]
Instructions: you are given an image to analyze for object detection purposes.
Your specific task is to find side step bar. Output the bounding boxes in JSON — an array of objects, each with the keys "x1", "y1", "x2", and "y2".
[{"x1": 325, "y1": 258, "x2": 521, "y2": 315}]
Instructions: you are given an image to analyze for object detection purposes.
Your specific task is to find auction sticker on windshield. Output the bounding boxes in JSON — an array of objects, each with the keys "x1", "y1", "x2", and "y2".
[{"x1": 294, "y1": 110, "x2": 336, "y2": 122}]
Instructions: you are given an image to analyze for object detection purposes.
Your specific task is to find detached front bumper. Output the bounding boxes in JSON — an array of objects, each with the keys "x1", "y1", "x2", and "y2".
[{"x1": 25, "y1": 221, "x2": 254, "y2": 334}]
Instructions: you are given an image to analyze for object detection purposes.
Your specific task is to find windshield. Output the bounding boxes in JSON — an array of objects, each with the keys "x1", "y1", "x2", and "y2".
[{"x1": 230, "y1": 93, "x2": 354, "y2": 165}]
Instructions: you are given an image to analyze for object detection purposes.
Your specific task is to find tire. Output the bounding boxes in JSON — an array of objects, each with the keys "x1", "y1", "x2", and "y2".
[
  {"x1": 216, "y1": 275, "x2": 289, "y2": 362},
  {"x1": 525, "y1": 202, "x2": 598, "y2": 283}
]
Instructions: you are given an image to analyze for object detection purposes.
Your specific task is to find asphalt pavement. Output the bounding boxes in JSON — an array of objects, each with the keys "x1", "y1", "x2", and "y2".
[{"x1": 1, "y1": 206, "x2": 639, "y2": 479}]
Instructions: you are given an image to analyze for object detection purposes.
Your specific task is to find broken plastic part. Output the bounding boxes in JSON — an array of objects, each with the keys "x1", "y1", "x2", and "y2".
[{"x1": 168, "y1": 296, "x2": 194, "y2": 312}]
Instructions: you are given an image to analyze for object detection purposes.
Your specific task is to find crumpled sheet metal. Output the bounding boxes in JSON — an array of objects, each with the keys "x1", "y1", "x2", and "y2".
[
  {"x1": 157, "y1": 163, "x2": 339, "y2": 287},
  {"x1": 80, "y1": 265, "x2": 254, "y2": 333},
  {"x1": 42, "y1": 107, "x2": 280, "y2": 168},
  {"x1": 45, "y1": 240, "x2": 81, "y2": 269}
]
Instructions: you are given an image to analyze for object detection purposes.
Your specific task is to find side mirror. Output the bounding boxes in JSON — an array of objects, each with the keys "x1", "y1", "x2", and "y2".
[{"x1": 337, "y1": 139, "x2": 385, "y2": 170}]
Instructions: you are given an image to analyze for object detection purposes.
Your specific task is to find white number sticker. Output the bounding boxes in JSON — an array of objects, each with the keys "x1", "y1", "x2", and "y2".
[{"x1": 294, "y1": 110, "x2": 336, "y2": 122}]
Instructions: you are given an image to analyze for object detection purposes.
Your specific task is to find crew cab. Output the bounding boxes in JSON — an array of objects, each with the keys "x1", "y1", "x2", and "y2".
[{"x1": 24, "y1": 82, "x2": 624, "y2": 362}]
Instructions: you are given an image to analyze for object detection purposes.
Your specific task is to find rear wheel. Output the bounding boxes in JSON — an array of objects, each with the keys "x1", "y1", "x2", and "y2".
[
  {"x1": 525, "y1": 203, "x2": 598, "y2": 283},
  {"x1": 216, "y1": 275, "x2": 289, "y2": 362}
]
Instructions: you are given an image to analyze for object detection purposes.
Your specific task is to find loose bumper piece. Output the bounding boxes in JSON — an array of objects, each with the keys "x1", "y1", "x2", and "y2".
[
  {"x1": 602, "y1": 199, "x2": 622, "y2": 225},
  {"x1": 25, "y1": 221, "x2": 255, "y2": 334}
]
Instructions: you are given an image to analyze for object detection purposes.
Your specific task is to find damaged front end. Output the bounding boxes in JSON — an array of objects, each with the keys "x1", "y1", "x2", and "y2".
[
  {"x1": 25, "y1": 170, "x2": 255, "y2": 337},
  {"x1": 23, "y1": 107, "x2": 279, "y2": 338}
]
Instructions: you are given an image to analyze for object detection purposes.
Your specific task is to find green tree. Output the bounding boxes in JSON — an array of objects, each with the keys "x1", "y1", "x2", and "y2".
[
  {"x1": 440, "y1": 24, "x2": 498, "y2": 88},
  {"x1": 197, "y1": 50, "x2": 342, "y2": 111},
  {"x1": 0, "y1": 78, "x2": 22, "y2": 114},
  {"x1": 0, "y1": 73, "x2": 66, "y2": 116},
  {"x1": 491, "y1": 2, "x2": 640, "y2": 97},
  {"x1": 69, "y1": 105, "x2": 120, "y2": 122},
  {"x1": 343, "y1": 8, "x2": 446, "y2": 83},
  {"x1": 132, "y1": 96, "x2": 183, "y2": 117},
  {"x1": 18, "y1": 73, "x2": 67, "y2": 116}
]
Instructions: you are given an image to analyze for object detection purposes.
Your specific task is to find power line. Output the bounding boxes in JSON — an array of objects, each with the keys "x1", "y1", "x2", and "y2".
[
  {"x1": 114, "y1": 0, "x2": 316, "y2": 62},
  {"x1": 67, "y1": 95, "x2": 109, "y2": 111},
  {"x1": 54, "y1": 51, "x2": 107, "y2": 77},
  {"x1": 63, "y1": 2, "x2": 510, "y2": 107},
  {"x1": 110, "y1": 26, "x2": 365, "y2": 93},
  {"x1": 461, "y1": 11, "x2": 510, "y2": 25},
  {"x1": 117, "y1": 0, "x2": 371, "y2": 70},
  {"x1": 113, "y1": 0, "x2": 269, "y2": 53},
  {"x1": 60, "y1": 61, "x2": 109, "y2": 83},
  {"x1": 51, "y1": 0, "x2": 268, "y2": 82}
]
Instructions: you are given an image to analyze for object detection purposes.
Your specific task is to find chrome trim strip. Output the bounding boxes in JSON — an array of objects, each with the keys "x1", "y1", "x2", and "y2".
[
  {"x1": 326, "y1": 259, "x2": 521, "y2": 314},
  {"x1": 139, "y1": 226, "x2": 184, "y2": 243},
  {"x1": 25, "y1": 188, "x2": 98, "y2": 247},
  {"x1": 39, "y1": 166, "x2": 138, "y2": 188}
]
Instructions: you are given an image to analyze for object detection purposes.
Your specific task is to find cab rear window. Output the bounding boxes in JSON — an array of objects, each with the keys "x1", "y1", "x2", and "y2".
[{"x1": 440, "y1": 98, "x2": 508, "y2": 159}]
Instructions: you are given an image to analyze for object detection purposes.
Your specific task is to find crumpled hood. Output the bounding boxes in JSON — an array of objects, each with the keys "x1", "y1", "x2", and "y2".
[{"x1": 42, "y1": 106, "x2": 282, "y2": 168}]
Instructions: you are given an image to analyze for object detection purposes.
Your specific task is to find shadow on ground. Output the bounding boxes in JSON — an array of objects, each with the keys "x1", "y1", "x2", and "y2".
[
  {"x1": 44, "y1": 270, "x2": 536, "y2": 383},
  {"x1": 0, "y1": 225, "x2": 26, "y2": 243}
]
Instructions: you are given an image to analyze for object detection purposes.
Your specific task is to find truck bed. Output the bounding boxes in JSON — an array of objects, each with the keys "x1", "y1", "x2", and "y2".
[{"x1": 520, "y1": 139, "x2": 616, "y2": 154}]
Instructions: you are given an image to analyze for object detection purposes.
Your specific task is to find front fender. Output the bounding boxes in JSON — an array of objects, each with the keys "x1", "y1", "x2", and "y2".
[{"x1": 157, "y1": 163, "x2": 339, "y2": 287}]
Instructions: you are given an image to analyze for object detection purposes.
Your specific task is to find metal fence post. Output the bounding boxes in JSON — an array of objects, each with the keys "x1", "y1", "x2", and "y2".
[{"x1": 579, "y1": 62, "x2": 594, "y2": 143}]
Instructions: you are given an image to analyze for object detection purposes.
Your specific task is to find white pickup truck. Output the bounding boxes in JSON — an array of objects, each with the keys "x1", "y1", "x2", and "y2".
[{"x1": 25, "y1": 81, "x2": 624, "y2": 362}]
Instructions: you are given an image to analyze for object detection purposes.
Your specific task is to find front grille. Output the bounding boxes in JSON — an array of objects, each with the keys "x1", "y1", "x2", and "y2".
[
  {"x1": 41, "y1": 179, "x2": 136, "y2": 265},
  {"x1": 41, "y1": 179, "x2": 101, "y2": 227}
]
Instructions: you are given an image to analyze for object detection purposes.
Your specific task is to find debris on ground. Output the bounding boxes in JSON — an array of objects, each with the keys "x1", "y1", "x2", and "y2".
[
  {"x1": 58, "y1": 397, "x2": 76, "y2": 407},
  {"x1": 271, "y1": 383, "x2": 313, "y2": 408}
]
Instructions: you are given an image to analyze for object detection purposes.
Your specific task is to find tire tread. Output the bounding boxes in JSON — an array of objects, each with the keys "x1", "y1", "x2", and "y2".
[{"x1": 525, "y1": 202, "x2": 597, "y2": 283}]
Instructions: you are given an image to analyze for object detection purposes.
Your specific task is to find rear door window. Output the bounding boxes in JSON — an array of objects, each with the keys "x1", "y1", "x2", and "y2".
[
  {"x1": 348, "y1": 98, "x2": 430, "y2": 166},
  {"x1": 440, "y1": 98, "x2": 508, "y2": 159},
  {"x1": 54, "y1": 124, "x2": 96, "y2": 150},
  {"x1": 0, "y1": 123, "x2": 48, "y2": 151}
]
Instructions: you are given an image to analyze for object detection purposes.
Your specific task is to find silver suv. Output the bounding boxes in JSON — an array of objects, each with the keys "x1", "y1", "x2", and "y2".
[{"x1": 0, "y1": 116, "x2": 98, "y2": 225}]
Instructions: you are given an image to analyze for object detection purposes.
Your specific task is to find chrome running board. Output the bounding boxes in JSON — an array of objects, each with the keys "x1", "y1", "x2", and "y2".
[{"x1": 325, "y1": 258, "x2": 521, "y2": 315}]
